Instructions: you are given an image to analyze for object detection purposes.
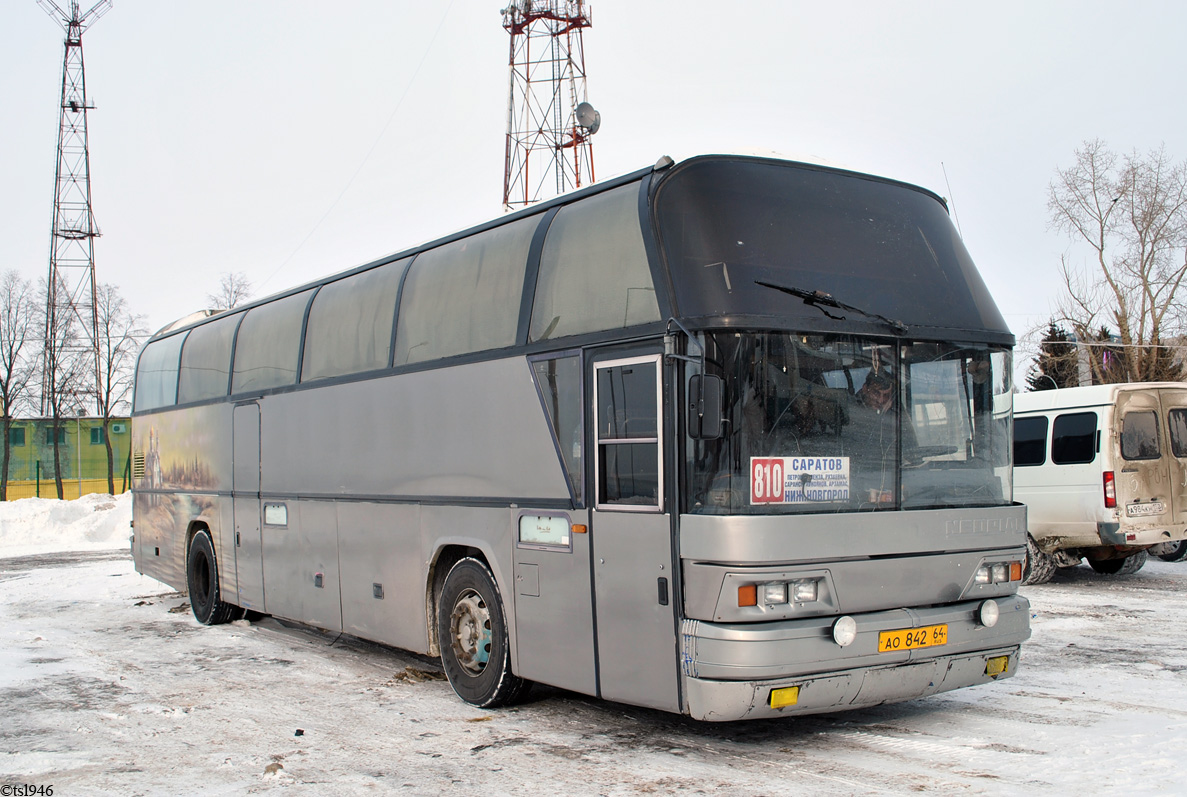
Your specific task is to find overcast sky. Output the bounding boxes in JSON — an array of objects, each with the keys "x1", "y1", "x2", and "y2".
[{"x1": 3, "y1": 0, "x2": 1186, "y2": 372}]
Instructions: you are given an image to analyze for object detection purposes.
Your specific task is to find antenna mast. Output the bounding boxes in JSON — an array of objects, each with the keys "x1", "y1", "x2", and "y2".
[
  {"x1": 502, "y1": 0, "x2": 600, "y2": 212},
  {"x1": 38, "y1": 0, "x2": 111, "y2": 416}
]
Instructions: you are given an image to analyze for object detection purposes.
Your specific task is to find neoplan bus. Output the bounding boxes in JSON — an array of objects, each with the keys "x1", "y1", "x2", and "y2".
[
  {"x1": 1014, "y1": 383, "x2": 1187, "y2": 584},
  {"x1": 131, "y1": 154, "x2": 1030, "y2": 721}
]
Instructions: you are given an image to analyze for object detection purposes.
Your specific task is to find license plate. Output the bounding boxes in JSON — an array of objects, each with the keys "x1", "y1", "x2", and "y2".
[
  {"x1": 878, "y1": 624, "x2": 948, "y2": 653},
  {"x1": 1126, "y1": 502, "x2": 1166, "y2": 517}
]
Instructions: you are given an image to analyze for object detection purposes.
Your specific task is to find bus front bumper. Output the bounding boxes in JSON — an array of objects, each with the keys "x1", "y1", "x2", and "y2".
[{"x1": 679, "y1": 595, "x2": 1030, "y2": 721}]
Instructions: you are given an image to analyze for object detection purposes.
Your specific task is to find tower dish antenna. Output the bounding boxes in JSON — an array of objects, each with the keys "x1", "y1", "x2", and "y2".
[{"x1": 575, "y1": 101, "x2": 600, "y2": 134}]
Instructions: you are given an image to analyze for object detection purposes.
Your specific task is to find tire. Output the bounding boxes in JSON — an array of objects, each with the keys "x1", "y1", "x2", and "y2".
[
  {"x1": 1156, "y1": 540, "x2": 1187, "y2": 563},
  {"x1": 1089, "y1": 550, "x2": 1148, "y2": 576},
  {"x1": 187, "y1": 530, "x2": 241, "y2": 625},
  {"x1": 1022, "y1": 534, "x2": 1057, "y2": 585},
  {"x1": 437, "y1": 557, "x2": 529, "y2": 708}
]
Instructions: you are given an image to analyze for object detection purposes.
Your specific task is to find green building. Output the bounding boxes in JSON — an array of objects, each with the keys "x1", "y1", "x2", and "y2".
[{"x1": 3, "y1": 417, "x2": 132, "y2": 500}]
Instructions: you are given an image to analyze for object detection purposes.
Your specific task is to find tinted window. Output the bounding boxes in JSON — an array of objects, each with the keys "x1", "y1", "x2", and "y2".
[
  {"x1": 595, "y1": 358, "x2": 661, "y2": 507},
  {"x1": 134, "y1": 333, "x2": 187, "y2": 412},
  {"x1": 1014, "y1": 416, "x2": 1048, "y2": 467},
  {"x1": 9, "y1": 427, "x2": 24, "y2": 446},
  {"x1": 395, "y1": 216, "x2": 538, "y2": 365},
  {"x1": 232, "y1": 290, "x2": 313, "y2": 394},
  {"x1": 1051, "y1": 412, "x2": 1097, "y2": 465},
  {"x1": 530, "y1": 184, "x2": 660, "y2": 342},
  {"x1": 653, "y1": 158, "x2": 1009, "y2": 337},
  {"x1": 532, "y1": 355, "x2": 584, "y2": 505},
  {"x1": 303, "y1": 258, "x2": 408, "y2": 381},
  {"x1": 178, "y1": 313, "x2": 239, "y2": 403},
  {"x1": 1169, "y1": 409, "x2": 1187, "y2": 458},
  {"x1": 1121, "y1": 410, "x2": 1160, "y2": 460}
]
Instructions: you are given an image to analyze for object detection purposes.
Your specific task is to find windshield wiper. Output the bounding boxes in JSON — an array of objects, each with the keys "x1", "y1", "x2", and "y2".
[{"x1": 755, "y1": 280, "x2": 908, "y2": 335}]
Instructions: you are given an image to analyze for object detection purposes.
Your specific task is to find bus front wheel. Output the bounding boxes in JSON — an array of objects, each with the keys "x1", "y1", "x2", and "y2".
[
  {"x1": 437, "y1": 557, "x2": 529, "y2": 708},
  {"x1": 187, "y1": 530, "x2": 242, "y2": 625}
]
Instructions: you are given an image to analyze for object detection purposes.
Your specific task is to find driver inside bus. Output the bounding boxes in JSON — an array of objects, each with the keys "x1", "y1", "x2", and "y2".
[{"x1": 856, "y1": 370, "x2": 894, "y2": 414}]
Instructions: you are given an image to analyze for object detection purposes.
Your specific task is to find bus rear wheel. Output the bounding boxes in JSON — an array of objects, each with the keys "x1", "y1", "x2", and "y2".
[
  {"x1": 1088, "y1": 550, "x2": 1148, "y2": 576},
  {"x1": 437, "y1": 557, "x2": 528, "y2": 708},
  {"x1": 187, "y1": 530, "x2": 242, "y2": 625}
]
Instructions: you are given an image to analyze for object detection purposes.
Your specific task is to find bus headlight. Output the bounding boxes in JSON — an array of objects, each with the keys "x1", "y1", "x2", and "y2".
[
  {"x1": 975, "y1": 562, "x2": 1024, "y2": 585},
  {"x1": 762, "y1": 583, "x2": 789, "y2": 606},
  {"x1": 832, "y1": 615, "x2": 857, "y2": 647},
  {"x1": 792, "y1": 580, "x2": 818, "y2": 602}
]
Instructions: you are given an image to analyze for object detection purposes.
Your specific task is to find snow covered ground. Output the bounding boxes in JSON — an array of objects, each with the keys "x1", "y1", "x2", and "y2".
[{"x1": 2, "y1": 496, "x2": 1186, "y2": 795}]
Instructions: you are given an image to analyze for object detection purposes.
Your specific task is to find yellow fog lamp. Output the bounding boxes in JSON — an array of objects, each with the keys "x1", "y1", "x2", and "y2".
[
  {"x1": 769, "y1": 686, "x2": 800, "y2": 709},
  {"x1": 986, "y1": 656, "x2": 1009, "y2": 677}
]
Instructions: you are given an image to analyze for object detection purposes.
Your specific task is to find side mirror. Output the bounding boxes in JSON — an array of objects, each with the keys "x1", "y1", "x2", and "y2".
[{"x1": 688, "y1": 374, "x2": 724, "y2": 440}]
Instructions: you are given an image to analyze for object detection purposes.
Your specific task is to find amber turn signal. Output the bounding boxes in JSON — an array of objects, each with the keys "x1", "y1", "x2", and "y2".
[{"x1": 737, "y1": 584, "x2": 758, "y2": 607}]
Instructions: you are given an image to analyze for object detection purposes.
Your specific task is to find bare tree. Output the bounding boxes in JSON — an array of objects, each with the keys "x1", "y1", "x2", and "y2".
[
  {"x1": 206, "y1": 272, "x2": 253, "y2": 310},
  {"x1": 1048, "y1": 139, "x2": 1187, "y2": 383},
  {"x1": 38, "y1": 276, "x2": 92, "y2": 499},
  {"x1": 0, "y1": 271, "x2": 36, "y2": 500},
  {"x1": 95, "y1": 283, "x2": 147, "y2": 494}
]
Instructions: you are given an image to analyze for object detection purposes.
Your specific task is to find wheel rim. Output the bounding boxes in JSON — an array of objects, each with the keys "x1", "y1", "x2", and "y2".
[{"x1": 449, "y1": 588, "x2": 492, "y2": 675}]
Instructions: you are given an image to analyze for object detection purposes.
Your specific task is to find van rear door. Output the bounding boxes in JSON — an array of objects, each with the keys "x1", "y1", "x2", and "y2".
[
  {"x1": 1114, "y1": 389, "x2": 1172, "y2": 524},
  {"x1": 1158, "y1": 387, "x2": 1187, "y2": 526}
]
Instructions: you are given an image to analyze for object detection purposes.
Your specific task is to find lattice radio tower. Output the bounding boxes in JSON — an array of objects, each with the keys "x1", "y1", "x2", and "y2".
[
  {"x1": 38, "y1": 0, "x2": 111, "y2": 415},
  {"x1": 502, "y1": 1, "x2": 600, "y2": 211}
]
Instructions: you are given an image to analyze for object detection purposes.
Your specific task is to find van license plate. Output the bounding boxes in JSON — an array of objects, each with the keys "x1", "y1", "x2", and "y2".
[
  {"x1": 878, "y1": 624, "x2": 948, "y2": 653},
  {"x1": 1126, "y1": 502, "x2": 1165, "y2": 517}
]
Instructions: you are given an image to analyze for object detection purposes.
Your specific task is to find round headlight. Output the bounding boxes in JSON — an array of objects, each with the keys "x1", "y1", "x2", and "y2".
[
  {"x1": 832, "y1": 615, "x2": 857, "y2": 647},
  {"x1": 978, "y1": 599, "x2": 1000, "y2": 628}
]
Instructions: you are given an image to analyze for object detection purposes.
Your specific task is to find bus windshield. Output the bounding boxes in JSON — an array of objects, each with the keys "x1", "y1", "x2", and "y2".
[{"x1": 688, "y1": 332, "x2": 1012, "y2": 514}]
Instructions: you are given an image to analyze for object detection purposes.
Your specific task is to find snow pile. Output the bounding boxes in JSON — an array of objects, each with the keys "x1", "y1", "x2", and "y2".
[{"x1": 0, "y1": 491, "x2": 132, "y2": 557}]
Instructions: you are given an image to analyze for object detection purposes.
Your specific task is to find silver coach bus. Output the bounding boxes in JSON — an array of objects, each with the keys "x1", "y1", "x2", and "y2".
[{"x1": 131, "y1": 154, "x2": 1030, "y2": 721}]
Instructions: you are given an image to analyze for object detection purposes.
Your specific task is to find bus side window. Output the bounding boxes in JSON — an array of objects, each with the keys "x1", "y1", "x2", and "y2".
[
  {"x1": 394, "y1": 216, "x2": 538, "y2": 365},
  {"x1": 178, "y1": 313, "x2": 239, "y2": 403},
  {"x1": 529, "y1": 183, "x2": 660, "y2": 342},
  {"x1": 1013, "y1": 416, "x2": 1048, "y2": 467},
  {"x1": 134, "y1": 332, "x2": 187, "y2": 412},
  {"x1": 1051, "y1": 412, "x2": 1098, "y2": 465},
  {"x1": 530, "y1": 355, "x2": 584, "y2": 505},
  {"x1": 231, "y1": 290, "x2": 314, "y2": 394},
  {"x1": 302, "y1": 258, "x2": 407, "y2": 382}
]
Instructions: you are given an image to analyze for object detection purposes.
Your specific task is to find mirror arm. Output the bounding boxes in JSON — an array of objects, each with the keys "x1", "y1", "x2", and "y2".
[{"x1": 664, "y1": 317, "x2": 706, "y2": 372}]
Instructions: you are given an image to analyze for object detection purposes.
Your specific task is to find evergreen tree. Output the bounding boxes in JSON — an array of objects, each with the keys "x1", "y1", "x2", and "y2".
[{"x1": 1026, "y1": 321, "x2": 1078, "y2": 391}]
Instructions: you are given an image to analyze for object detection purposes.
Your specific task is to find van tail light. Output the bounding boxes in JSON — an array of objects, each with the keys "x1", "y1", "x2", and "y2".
[{"x1": 1103, "y1": 471, "x2": 1117, "y2": 508}]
